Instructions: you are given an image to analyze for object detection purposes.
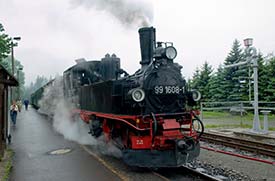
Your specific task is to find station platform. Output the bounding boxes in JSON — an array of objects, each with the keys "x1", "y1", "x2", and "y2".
[{"x1": 9, "y1": 108, "x2": 120, "y2": 181}]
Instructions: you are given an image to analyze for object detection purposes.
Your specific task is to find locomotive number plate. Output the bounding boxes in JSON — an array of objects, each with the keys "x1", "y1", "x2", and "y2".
[{"x1": 154, "y1": 86, "x2": 184, "y2": 94}]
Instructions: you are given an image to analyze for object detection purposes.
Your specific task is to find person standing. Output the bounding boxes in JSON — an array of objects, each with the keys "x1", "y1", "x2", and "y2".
[
  {"x1": 23, "y1": 99, "x2": 29, "y2": 110},
  {"x1": 10, "y1": 101, "x2": 19, "y2": 126}
]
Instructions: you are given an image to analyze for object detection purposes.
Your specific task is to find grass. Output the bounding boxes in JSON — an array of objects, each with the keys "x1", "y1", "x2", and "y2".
[
  {"x1": 205, "y1": 123, "x2": 275, "y2": 131},
  {"x1": 202, "y1": 111, "x2": 275, "y2": 122},
  {"x1": 202, "y1": 111, "x2": 229, "y2": 118},
  {"x1": 202, "y1": 111, "x2": 275, "y2": 130},
  {"x1": 205, "y1": 124, "x2": 252, "y2": 129},
  {"x1": 1, "y1": 148, "x2": 14, "y2": 181}
]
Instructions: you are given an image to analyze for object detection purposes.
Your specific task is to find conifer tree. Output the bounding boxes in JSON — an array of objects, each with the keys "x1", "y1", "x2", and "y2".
[
  {"x1": 223, "y1": 39, "x2": 246, "y2": 101},
  {"x1": 257, "y1": 54, "x2": 269, "y2": 101},
  {"x1": 264, "y1": 57, "x2": 275, "y2": 101},
  {"x1": 0, "y1": 56, "x2": 25, "y2": 98},
  {"x1": 198, "y1": 62, "x2": 213, "y2": 101},
  {"x1": 190, "y1": 68, "x2": 200, "y2": 89},
  {"x1": 208, "y1": 66, "x2": 226, "y2": 101},
  {"x1": 191, "y1": 62, "x2": 213, "y2": 101},
  {"x1": 0, "y1": 23, "x2": 11, "y2": 62}
]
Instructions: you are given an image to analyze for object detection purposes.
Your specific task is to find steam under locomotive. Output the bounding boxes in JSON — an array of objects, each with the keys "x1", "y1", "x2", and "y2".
[{"x1": 32, "y1": 27, "x2": 204, "y2": 167}]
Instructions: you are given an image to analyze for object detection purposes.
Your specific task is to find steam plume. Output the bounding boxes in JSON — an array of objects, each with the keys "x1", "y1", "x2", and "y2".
[
  {"x1": 71, "y1": 0, "x2": 154, "y2": 28},
  {"x1": 38, "y1": 77, "x2": 96, "y2": 145},
  {"x1": 38, "y1": 77, "x2": 121, "y2": 157}
]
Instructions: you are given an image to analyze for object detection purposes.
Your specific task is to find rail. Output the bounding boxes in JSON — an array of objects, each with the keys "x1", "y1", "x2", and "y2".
[
  {"x1": 154, "y1": 165, "x2": 222, "y2": 181},
  {"x1": 180, "y1": 165, "x2": 222, "y2": 181},
  {"x1": 201, "y1": 132, "x2": 275, "y2": 158}
]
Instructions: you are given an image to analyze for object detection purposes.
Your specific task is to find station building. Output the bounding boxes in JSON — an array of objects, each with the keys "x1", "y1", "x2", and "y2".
[{"x1": 0, "y1": 64, "x2": 18, "y2": 156}]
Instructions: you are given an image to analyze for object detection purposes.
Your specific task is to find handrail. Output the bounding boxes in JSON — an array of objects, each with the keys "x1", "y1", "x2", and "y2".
[{"x1": 80, "y1": 110, "x2": 149, "y2": 132}]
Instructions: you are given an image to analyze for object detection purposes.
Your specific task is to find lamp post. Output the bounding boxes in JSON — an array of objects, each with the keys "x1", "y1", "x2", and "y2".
[
  {"x1": 11, "y1": 37, "x2": 21, "y2": 75},
  {"x1": 10, "y1": 36, "x2": 21, "y2": 102},
  {"x1": 248, "y1": 67, "x2": 251, "y2": 102},
  {"x1": 17, "y1": 66, "x2": 23, "y2": 100},
  {"x1": 243, "y1": 38, "x2": 261, "y2": 132},
  {"x1": 224, "y1": 38, "x2": 261, "y2": 133}
]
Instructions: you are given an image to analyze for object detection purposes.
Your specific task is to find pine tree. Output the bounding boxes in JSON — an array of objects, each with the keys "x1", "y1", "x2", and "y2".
[
  {"x1": 0, "y1": 56, "x2": 25, "y2": 99},
  {"x1": 198, "y1": 62, "x2": 213, "y2": 101},
  {"x1": 0, "y1": 23, "x2": 11, "y2": 62},
  {"x1": 190, "y1": 62, "x2": 213, "y2": 102},
  {"x1": 257, "y1": 54, "x2": 269, "y2": 101},
  {"x1": 23, "y1": 76, "x2": 49, "y2": 100},
  {"x1": 190, "y1": 68, "x2": 200, "y2": 90},
  {"x1": 264, "y1": 57, "x2": 275, "y2": 101},
  {"x1": 208, "y1": 66, "x2": 227, "y2": 101},
  {"x1": 223, "y1": 39, "x2": 246, "y2": 101}
]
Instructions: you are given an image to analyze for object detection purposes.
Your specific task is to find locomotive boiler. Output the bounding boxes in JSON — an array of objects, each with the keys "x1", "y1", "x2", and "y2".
[{"x1": 33, "y1": 27, "x2": 204, "y2": 167}]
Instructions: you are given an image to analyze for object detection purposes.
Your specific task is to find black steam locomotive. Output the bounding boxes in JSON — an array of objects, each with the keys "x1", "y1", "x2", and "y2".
[{"x1": 33, "y1": 27, "x2": 204, "y2": 167}]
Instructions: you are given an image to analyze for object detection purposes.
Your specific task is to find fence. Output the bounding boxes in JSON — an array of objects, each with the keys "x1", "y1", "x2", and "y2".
[{"x1": 199, "y1": 101, "x2": 275, "y2": 128}]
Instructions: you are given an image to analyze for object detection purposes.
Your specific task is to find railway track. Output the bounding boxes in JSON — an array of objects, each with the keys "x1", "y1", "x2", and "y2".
[
  {"x1": 201, "y1": 132, "x2": 275, "y2": 158},
  {"x1": 154, "y1": 165, "x2": 223, "y2": 181},
  {"x1": 180, "y1": 165, "x2": 223, "y2": 181}
]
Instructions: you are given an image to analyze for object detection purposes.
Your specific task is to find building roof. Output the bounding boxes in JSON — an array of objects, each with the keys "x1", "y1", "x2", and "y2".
[{"x1": 0, "y1": 64, "x2": 19, "y2": 86}]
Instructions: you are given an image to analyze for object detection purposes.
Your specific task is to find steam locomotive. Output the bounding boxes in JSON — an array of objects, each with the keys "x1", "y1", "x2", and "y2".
[{"x1": 32, "y1": 27, "x2": 204, "y2": 167}]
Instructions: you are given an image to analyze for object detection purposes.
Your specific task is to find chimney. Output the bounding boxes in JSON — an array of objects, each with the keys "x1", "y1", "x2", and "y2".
[{"x1": 138, "y1": 27, "x2": 156, "y2": 69}]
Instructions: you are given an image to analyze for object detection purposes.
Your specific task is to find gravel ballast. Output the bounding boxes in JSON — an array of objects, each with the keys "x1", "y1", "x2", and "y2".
[{"x1": 198, "y1": 148, "x2": 275, "y2": 181}]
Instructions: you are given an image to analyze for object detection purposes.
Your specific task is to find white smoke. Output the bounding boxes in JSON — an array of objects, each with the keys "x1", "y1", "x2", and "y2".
[
  {"x1": 39, "y1": 76, "x2": 121, "y2": 157},
  {"x1": 71, "y1": 0, "x2": 154, "y2": 28},
  {"x1": 38, "y1": 77, "x2": 63, "y2": 116},
  {"x1": 38, "y1": 76, "x2": 96, "y2": 145},
  {"x1": 53, "y1": 99, "x2": 97, "y2": 145},
  {"x1": 95, "y1": 136, "x2": 122, "y2": 158}
]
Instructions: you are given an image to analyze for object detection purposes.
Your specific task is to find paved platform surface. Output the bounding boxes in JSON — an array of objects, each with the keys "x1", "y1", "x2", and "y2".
[{"x1": 9, "y1": 108, "x2": 120, "y2": 181}]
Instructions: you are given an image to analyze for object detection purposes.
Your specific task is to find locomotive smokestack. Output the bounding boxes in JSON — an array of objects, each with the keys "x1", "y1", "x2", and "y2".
[{"x1": 138, "y1": 27, "x2": 156, "y2": 69}]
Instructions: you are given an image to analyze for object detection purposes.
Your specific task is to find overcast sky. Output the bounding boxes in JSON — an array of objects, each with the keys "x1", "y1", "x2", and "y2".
[{"x1": 1, "y1": 0, "x2": 275, "y2": 85}]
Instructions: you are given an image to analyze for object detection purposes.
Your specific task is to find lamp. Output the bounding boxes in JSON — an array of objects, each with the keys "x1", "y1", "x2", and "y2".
[
  {"x1": 11, "y1": 36, "x2": 21, "y2": 75},
  {"x1": 17, "y1": 66, "x2": 23, "y2": 100},
  {"x1": 10, "y1": 36, "x2": 21, "y2": 102},
  {"x1": 244, "y1": 38, "x2": 253, "y2": 47},
  {"x1": 13, "y1": 37, "x2": 21, "y2": 41}
]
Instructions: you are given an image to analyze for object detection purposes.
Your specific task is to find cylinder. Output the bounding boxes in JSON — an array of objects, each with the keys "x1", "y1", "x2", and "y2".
[{"x1": 138, "y1": 27, "x2": 156, "y2": 68}]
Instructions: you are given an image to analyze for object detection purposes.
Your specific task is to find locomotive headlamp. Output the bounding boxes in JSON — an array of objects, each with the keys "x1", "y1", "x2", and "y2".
[
  {"x1": 165, "y1": 46, "x2": 177, "y2": 60},
  {"x1": 130, "y1": 88, "x2": 145, "y2": 102},
  {"x1": 191, "y1": 90, "x2": 201, "y2": 102}
]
